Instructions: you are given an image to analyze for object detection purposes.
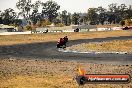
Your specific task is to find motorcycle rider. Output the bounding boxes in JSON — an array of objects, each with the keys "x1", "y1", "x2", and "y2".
[
  {"x1": 57, "y1": 38, "x2": 65, "y2": 48},
  {"x1": 57, "y1": 36, "x2": 68, "y2": 48},
  {"x1": 63, "y1": 36, "x2": 68, "y2": 47}
]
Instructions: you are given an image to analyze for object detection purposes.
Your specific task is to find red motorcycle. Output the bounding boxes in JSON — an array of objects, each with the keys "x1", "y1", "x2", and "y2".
[{"x1": 57, "y1": 36, "x2": 68, "y2": 48}]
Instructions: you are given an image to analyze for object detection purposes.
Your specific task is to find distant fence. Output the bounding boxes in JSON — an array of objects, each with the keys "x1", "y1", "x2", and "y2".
[
  {"x1": 49, "y1": 26, "x2": 72, "y2": 30},
  {"x1": 32, "y1": 28, "x2": 63, "y2": 33},
  {"x1": 0, "y1": 28, "x2": 16, "y2": 33},
  {"x1": 0, "y1": 29, "x2": 7, "y2": 32},
  {"x1": 31, "y1": 25, "x2": 129, "y2": 33},
  {"x1": 32, "y1": 25, "x2": 97, "y2": 33},
  {"x1": 72, "y1": 25, "x2": 96, "y2": 29},
  {"x1": 35, "y1": 28, "x2": 48, "y2": 33},
  {"x1": 49, "y1": 30, "x2": 63, "y2": 32}
]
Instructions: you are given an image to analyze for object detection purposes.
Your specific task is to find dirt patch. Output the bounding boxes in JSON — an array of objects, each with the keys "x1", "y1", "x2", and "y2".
[
  {"x1": 67, "y1": 40, "x2": 132, "y2": 54},
  {"x1": 0, "y1": 57, "x2": 132, "y2": 88}
]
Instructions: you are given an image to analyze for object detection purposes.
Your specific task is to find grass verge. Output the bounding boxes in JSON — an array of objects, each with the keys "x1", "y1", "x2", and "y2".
[
  {"x1": 67, "y1": 40, "x2": 132, "y2": 53},
  {"x1": 0, "y1": 30, "x2": 132, "y2": 45}
]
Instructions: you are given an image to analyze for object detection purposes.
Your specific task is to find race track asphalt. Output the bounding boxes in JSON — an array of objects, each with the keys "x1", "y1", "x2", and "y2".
[{"x1": 0, "y1": 36, "x2": 132, "y2": 65}]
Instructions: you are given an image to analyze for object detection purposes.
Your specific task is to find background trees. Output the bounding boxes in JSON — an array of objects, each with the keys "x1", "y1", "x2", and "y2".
[
  {"x1": 0, "y1": 10, "x2": 3, "y2": 24},
  {"x1": 97, "y1": 6, "x2": 107, "y2": 25},
  {"x1": 61, "y1": 10, "x2": 68, "y2": 25},
  {"x1": 16, "y1": 0, "x2": 60, "y2": 26},
  {"x1": 1, "y1": 8, "x2": 17, "y2": 25},
  {"x1": 87, "y1": 8, "x2": 98, "y2": 25},
  {"x1": 30, "y1": 1, "x2": 42, "y2": 25},
  {"x1": 60, "y1": 10, "x2": 72, "y2": 26},
  {"x1": 41, "y1": 0, "x2": 60, "y2": 22},
  {"x1": 16, "y1": 0, "x2": 32, "y2": 19},
  {"x1": 0, "y1": 1, "x2": 132, "y2": 26},
  {"x1": 86, "y1": 3, "x2": 132, "y2": 25},
  {"x1": 72, "y1": 13, "x2": 80, "y2": 25}
]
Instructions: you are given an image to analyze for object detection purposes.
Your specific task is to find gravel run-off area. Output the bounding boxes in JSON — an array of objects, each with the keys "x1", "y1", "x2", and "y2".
[
  {"x1": 66, "y1": 40, "x2": 132, "y2": 54},
  {"x1": 0, "y1": 56, "x2": 132, "y2": 88}
]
